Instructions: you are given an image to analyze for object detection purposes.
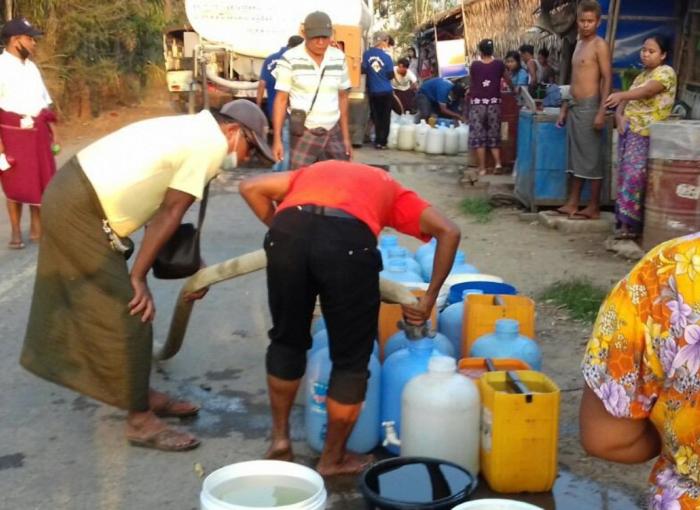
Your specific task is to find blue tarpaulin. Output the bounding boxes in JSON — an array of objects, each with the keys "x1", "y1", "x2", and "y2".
[{"x1": 597, "y1": 0, "x2": 680, "y2": 71}]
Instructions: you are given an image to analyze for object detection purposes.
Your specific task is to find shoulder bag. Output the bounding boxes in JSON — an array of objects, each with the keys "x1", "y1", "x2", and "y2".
[
  {"x1": 152, "y1": 182, "x2": 210, "y2": 279},
  {"x1": 289, "y1": 67, "x2": 327, "y2": 137}
]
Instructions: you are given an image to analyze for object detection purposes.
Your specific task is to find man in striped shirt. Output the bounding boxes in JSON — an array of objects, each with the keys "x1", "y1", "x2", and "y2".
[{"x1": 272, "y1": 11, "x2": 352, "y2": 170}]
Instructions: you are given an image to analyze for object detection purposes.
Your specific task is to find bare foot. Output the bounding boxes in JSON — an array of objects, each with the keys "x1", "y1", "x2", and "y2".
[
  {"x1": 570, "y1": 206, "x2": 600, "y2": 220},
  {"x1": 8, "y1": 238, "x2": 25, "y2": 250},
  {"x1": 316, "y1": 452, "x2": 373, "y2": 477},
  {"x1": 556, "y1": 204, "x2": 578, "y2": 216},
  {"x1": 265, "y1": 439, "x2": 294, "y2": 461}
]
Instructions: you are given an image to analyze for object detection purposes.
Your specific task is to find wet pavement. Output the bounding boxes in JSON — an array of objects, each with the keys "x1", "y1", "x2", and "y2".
[{"x1": 0, "y1": 154, "x2": 644, "y2": 509}]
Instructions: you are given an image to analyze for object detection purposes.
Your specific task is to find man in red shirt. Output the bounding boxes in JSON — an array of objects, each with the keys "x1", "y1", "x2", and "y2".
[{"x1": 239, "y1": 161, "x2": 460, "y2": 475}]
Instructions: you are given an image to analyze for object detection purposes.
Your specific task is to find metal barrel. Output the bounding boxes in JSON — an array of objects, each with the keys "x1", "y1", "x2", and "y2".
[{"x1": 643, "y1": 158, "x2": 700, "y2": 251}]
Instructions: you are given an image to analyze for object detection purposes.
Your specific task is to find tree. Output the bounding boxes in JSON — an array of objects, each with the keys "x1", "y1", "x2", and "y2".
[{"x1": 378, "y1": 0, "x2": 460, "y2": 46}]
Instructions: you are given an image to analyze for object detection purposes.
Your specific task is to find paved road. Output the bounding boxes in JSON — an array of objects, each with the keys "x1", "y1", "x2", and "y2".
[{"x1": 0, "y1": 150, "x2": 644, "y2": 509}]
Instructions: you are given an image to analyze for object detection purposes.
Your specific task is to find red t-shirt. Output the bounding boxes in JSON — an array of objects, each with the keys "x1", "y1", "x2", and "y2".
[{"x1": 276, "y1": 161, "x2": 431, "y2": 240}]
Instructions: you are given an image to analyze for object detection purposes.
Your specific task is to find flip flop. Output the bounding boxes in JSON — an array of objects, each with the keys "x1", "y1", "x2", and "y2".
[
  {"x1": 8, "y1": 240, "x2": 25, "y2": 250},
  {"x1": 128, "y1": 427, "x2": 200, "y2": 452},
  {"x1": 153, "y1": 398, "x2": 200, "y2": 418}
]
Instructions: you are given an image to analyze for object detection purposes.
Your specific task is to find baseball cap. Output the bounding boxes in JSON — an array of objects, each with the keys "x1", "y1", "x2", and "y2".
[
  {"x1": 219, "y1": 100, "x2": 275, "y2": 162},
  {"x1": 303, "y1": 11, "x2": 332, "y2": 39},
  {"x1": 1, "y1": 18, "x2": 42, "y2": 39}
]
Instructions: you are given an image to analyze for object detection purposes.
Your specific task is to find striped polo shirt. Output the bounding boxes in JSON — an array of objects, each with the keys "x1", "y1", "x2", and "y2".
[{"x1": 274, "y1": 44, "x2": 351, "y2": 131}]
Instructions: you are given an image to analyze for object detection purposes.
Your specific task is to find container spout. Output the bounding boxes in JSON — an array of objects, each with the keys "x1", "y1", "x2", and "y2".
[{"x1": 382, "y1": 421, "x2": 401, "y2": 448}]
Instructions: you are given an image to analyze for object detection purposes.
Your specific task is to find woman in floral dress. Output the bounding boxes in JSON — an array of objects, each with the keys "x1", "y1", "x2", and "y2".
[
  {"x1": 604, "y1": 36, "x2": 677, "y2": 240},
  {"x1": 581, "y1": 232, "x2": 700, "y2": 509}
]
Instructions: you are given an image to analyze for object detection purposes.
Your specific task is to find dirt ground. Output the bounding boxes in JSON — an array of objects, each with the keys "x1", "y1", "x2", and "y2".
[{"x1": 51, "y1": 97, "x2": 650, "y2": 507}]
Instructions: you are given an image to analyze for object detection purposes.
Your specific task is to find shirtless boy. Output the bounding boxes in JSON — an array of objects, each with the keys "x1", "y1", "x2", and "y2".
[{"x1": 556, "y1": 0, "x2": 612, "y2": 220}]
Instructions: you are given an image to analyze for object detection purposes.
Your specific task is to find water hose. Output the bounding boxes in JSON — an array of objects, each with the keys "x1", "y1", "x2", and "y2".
[{"x1": 154, "y1": 250, "x2": 419, "y2": 360}]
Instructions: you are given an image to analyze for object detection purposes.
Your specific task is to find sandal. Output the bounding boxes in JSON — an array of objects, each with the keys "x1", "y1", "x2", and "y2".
[
  {"x1": 8, "y1": 240, "x2": 25, "y2": 250},
  {"x1": 152, "y1": 397, "x2": 200, "y2": 418},
  {"x1": 128, "y1": 427, "x2": 200, "y2": 452}
]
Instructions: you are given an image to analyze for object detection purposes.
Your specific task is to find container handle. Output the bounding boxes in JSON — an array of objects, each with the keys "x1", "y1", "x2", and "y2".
[
  {"x1": 484, "y1": 358, "x2": 497, "y2": 372},
  {"x1": 506, "y1": 371, "x2": 533, "y2": 403}
]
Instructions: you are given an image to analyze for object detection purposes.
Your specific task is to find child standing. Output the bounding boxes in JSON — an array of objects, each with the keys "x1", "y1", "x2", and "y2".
[
  {"x1": 505, "y1": 51, "x2": 529, "y2": 87},
  {"x1": 556, "y1": 0, "x2": 612, "y2": 219}
]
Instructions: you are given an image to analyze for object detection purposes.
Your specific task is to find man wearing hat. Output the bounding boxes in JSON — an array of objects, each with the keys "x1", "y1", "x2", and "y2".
[
  {"x1": 20, "y1": 101, "x2": 274, "y2": 452},
  {"x1": 272, "y1": 11, "x2": 352, "y2": 169},
  {"x1": 362, "y1": 32, "x2": 395, "y2": 149},
  {"x1": 0, "y1": 17, "x2": 57, "y2": 249}
]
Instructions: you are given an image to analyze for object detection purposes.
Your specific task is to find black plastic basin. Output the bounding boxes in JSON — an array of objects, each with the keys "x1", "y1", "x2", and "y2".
[{"x1": 359, "y1": 456, "x2": 478, "y2": 510}]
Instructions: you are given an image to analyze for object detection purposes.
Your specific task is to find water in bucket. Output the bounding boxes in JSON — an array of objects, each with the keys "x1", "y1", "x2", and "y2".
[{"x1": 213, "y1": 475, "x2": 317, "y2": 507}]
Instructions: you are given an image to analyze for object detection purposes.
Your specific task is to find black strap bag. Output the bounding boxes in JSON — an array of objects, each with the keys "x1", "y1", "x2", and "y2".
[{"x1": 152, "y1": 183, "x2": 209, "y2": 279}]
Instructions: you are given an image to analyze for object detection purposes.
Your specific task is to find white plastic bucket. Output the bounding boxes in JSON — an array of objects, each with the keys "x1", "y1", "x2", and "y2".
[
  {"x1": 452, "y1": 499, "x2": 544, "y2": 510},
  {"x1": 201, "y1": 460, "x2": 327, "y2": 510}
]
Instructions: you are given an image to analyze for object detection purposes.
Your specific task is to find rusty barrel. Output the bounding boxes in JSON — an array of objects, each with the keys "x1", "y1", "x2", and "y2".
[{"x1": 643, "y1": 158, "x2": 700, "y2": 251}]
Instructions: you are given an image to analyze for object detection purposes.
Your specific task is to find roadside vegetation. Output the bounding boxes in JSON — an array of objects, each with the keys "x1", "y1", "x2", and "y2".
[
  {"x1": 9, "y1": 0, "x2": 185, "y2": 117},
  {"x1": 540, "y1": 278, "x2": 608, "y2": 323},
  {"x1": 460, "y1": 197, "x2": 493, "y2": 223}
]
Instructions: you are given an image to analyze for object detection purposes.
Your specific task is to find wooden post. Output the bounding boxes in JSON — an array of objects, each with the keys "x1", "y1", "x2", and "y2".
[
  {"x1": 461, "y1": 0, "x2": 468, "y2": 60},
  {"x1": 606, "y1": 0, "x2": 622, "y2": 56},
  {"x1": 4, "y1": 0, "x2": 12, "y2": 21}
]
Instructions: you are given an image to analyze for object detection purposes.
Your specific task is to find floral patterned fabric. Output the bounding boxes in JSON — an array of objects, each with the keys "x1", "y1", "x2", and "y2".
[
  {"x1": 582, "y1": 233, "x2": 700, "y2": 509},
  {"x1": 624, "y1": 65, "x2": 677, "y2": 137},
  {"x1": 468, "y1": 103, "x2": 502, "y2": 149},
  {"x1": 615, "y1": 127, "x2": 651, "y2": 234}
]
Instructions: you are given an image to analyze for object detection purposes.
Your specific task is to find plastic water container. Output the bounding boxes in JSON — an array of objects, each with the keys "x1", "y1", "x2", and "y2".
[
  {"x1": 414, "y1": 119, "x2": 430, "y2": 152},
  {"x1": 425, "y1": 126, "x2": 445, "y2": 155},
  {"x1": 456, "y1": 122, "x2": 470, "y2": 153},
  {"x1": 415, "y1": 238, "x2": 436, "y2": 264},
  {"x1": 305, "y1": 346, "x2": 381, "y2": 453},
  {"x1": 200, "y1": 460, "x2": 327, "y2": 510},
  {"x1": 438, "y1": 289, "x2": 483, "y2": 357},
  {"x1": 380, "y1": 259, "x2": 423, "y2": 284},
  {"x1": 401, "y1": 112, "x2": 415, "y2": 125},
  {"x1": 310, "y1": 316, "x2": 326, "y2": 337},
  {"x1": 381, "y1": 339, "x2": 444, "y2": 454},
  {"x1": 444, "y1": 125, "x2": 460, "y2": 155},
  {"x1": 449, "y1": 252, "x2": 479, "y2": 277},
  {"x1": 479, "y1": 370, "x2": 560, "y2": 493},
  {"x1": 458, "y1": 357, "x2": 530, "y2": 381},
  {"x1": 462, "y1": 294, "x2": 536, "y2": 357},
  {"x1": 470, "y1": 319, "x2": 542, "y2": 371},
  {"x1": 310, "y1": 329, "x2": 379, "y2": 360},
  {"x1": 383, "y1": 328, "x2": 454, "y2": 360},
  {"x1": 378, "y1": 234, "x2": 399, "y2": 265},
  {"x1": 420, "y1": 249, "x2": 466, "y2": 282},
  {"x1": 401, "y1": 357, "x2": 481, "y2": 473},
  {"x1": 386, "y1": 247, "x2": 422, "y2": 279},
  {"x1": 387, "y1": 121, "x2": 400, "y2": 149},
  {"x1": 398, "y1": 123, "x2": 416, "y2": 151}
]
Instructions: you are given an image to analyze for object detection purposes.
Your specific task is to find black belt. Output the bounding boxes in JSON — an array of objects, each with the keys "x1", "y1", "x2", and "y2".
[{"x1": 296, "y1": 204, "x2": 356, "y2": 220}]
